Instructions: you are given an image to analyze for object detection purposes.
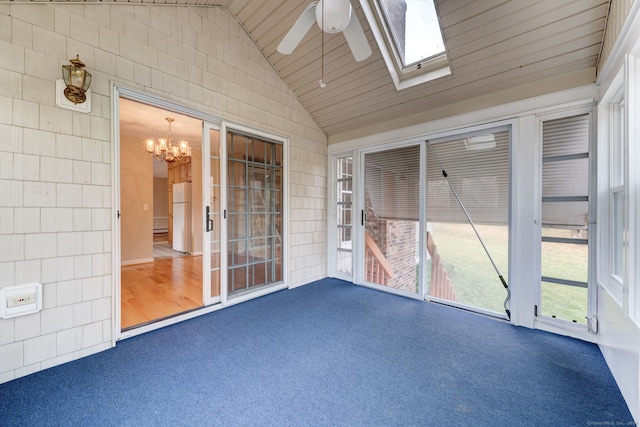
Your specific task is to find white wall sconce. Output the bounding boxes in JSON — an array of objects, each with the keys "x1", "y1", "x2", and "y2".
[{"x1": 56, "y1": 54, "x2": 92, "y2": 113}]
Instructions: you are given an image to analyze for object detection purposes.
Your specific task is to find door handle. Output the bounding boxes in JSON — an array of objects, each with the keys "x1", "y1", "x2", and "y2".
[{"x1": 205, "y1": 206, "x2": 213, "y2": 232}]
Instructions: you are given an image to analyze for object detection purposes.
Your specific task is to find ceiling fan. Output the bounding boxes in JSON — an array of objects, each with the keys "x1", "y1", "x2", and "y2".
[{"x1": 277, "y1": 0, "x2": 372, "y2": 62}]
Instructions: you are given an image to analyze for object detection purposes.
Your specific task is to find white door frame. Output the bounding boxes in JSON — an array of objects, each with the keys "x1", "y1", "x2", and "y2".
[
  {"x1": 112, "y1": 84, "x2": 225, "y2": 341},
  {"x1": 202, "y1": 121, "x2": 223, "y2": 306},
  {"x1": 112, "y1": 84, "x2": 289, "y2": 341}
]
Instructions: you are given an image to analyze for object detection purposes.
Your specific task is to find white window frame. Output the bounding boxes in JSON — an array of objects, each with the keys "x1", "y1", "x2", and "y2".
[
  {"x1": 627, "y1": 51, "x2": 640, "y2": 325},
  {"x1": 609, "y1": 90, "x2": 625, "y2": 291},
  {"x1": 359, "y1": 0, "x2": 451, "y2": 91},
  {"x1": 535, "y1": 107, "x2": 596, "y2": 334},
  {"x1": 327, "y1": 153, "x2": 356, "y2": 281},
  {"x1": 597, "y1": 67, "x2": 627, "y2": 310}
]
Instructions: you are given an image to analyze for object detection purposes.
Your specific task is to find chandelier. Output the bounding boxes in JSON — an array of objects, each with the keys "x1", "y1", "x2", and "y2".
[{"x1": 145, "y1": 117, "x2": 191, "y2": 163}]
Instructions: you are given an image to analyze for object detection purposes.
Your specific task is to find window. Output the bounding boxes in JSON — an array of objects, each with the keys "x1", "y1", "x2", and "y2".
[
  {"x1": 539, "y1": 114, "x2": 591, "y2": 325},
  {"x1": 378, "y1": 0, "x2": 445, "y2": 67},
  {"x1": 336, "y1": 156, "x2": 353, "y2": 275},
  {"x1": 360, "y1": 0, "x2": 451, "y2": 90},
  {"x1": 610, "y1": 98, "x2": 625, "y2": 282},
  {"x1": 598, "y1": 82, "x2": 626, "y2": 308}
]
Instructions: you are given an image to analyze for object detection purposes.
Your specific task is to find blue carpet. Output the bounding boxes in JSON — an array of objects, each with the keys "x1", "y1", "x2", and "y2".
[{"x1": 0, "y1": 278, "x2": 633, "y2": 426}]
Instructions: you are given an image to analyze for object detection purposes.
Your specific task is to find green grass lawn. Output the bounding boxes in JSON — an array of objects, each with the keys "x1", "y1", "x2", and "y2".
[{"x1": 427, "y1": 222, "x2": 588, "y2": 323}]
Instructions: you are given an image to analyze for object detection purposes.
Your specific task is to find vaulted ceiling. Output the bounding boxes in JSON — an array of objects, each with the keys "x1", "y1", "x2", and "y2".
[
  {"x1": 17, "y1": 0, "x2": 611, "y2": 142},
  {"x1": 216, "y1": 0, "x2": 610, "y2": 141}
]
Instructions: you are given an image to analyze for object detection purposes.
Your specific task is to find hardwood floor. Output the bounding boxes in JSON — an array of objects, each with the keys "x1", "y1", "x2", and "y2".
[
  {"x1": 153, "y1": 232, "x2": 168, "y2": 243},
  {"x1": 121, "y1": 255, "x2": 203, "y2": 330}
]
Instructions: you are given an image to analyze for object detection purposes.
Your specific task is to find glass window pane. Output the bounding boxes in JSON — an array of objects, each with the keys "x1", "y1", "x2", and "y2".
[
  {"x1": 542, "y1": 158, "x2": 589, "y2": 198},
  {"x1": 229, "y1": 213, "x2": 246, "y2": 239},
  {"x1": 541, "y1": 201, "x2": 589, "y2": 228},
  {"x1": 379, "y1": 0, "x2": 445, "y2": 66},
  {"x1": 228, "y1": 134, "x2": 248, "y2": 160},
  {"x1": 211, "y1": 267, "x2": 220, "y2": 298},
  {"x1": 228, "y1": 266, "x2": 248, "y2": 293},
  {"x1": 228, "y1": 161, "x2": 245, "y2": 186},
  {"x1": 365, "y1": 146, "x2": 420, "y2": 293},
  {"x1": 611, "y1": 101, "x2": 625, "y2": 187},
  {"x1": 227, "y1": 131, "x2": 283, "y2": 297},
  {"x1": 612, "y1": 191, "x2": 624, "y2": 277},
  {"x1": 211, "y1": 186, "x2": 220, "y2": 211},
  {"x1": 426, "y1": 223, "x2": 508, "y2": 313},
  {"x1": 541, "y1": 227, "x2": 587, "y2": 240},
  {"x1": 427, "y1": 130, "x2": 510, "y2": 224},
  {"x1": 211, "y1": 247, "x2": 221, "y2": 268},
  {"x1": 210, "y1": 157, "x2": 220, "y2": 185},
  {"x1": 541, "y1": 241, "x2": 588, "y2": 284},
  {"x1": 336, "y1": 156, "x2": 353, "y2": 276},
  {"x1": 540, "y1": 281, "x2": 587, "y2": 324},
  {"x1": 542, "y1": 115, "x2": 590, "y2": 157},
  {"x1": 252, "y1": 139, "x2": 266, "y2": 163}
]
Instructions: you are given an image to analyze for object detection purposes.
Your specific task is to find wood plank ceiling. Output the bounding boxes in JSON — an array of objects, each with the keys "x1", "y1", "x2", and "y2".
[
  {"x1": 218, "y1": 0, "x2": 610, "y2": 140},
  {"x1": 23, "y1": 0, "x2": 611, "y2": 140}
]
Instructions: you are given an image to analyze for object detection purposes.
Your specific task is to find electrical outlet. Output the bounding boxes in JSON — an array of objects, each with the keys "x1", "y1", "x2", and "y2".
[
  {"x1": 7, "y1": 292, "x2": 36, "y2": 308},
  {"x1": 1, "y1": 283, "x2": 42, "y2": 319}
]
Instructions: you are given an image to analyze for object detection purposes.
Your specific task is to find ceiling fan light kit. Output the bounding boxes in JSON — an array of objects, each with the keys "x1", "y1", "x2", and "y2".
[
  {"x1": 277, "y1": 0, "x2": 372, "y2": 62},
  {"x1": 316, "y1": 0, "x2": 351, "y2": 32}
]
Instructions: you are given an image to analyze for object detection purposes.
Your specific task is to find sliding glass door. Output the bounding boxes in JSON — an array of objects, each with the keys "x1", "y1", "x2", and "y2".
[
  {"x1": 362, "y1": 145, "x2": 421, "y2": 296},
  {"x1": 203, "y1": 124, "x2": 284, "y2": 305},
  {"x1": 203, "y1": 124, "x2": 222, "y2": 305},
  {"x1": 425, "y1": 129, "x2": 510, "y2": 316},
  {"x1": 226, "y1": 130, "x2": 283, "y2": 297},
  {"x1": 332, "y1": 127, "x2": 510, "y2": 318}
]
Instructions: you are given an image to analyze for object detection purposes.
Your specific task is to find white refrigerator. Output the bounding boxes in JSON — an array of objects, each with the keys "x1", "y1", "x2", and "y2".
[{"x1": 172, "y1": 182, "x2": 191, "y2": 253}]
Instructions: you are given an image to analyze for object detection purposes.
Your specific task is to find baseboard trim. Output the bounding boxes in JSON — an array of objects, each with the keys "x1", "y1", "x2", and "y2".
[{"x1": 121, "y1": 258, "x2": 154, "y2": 266}]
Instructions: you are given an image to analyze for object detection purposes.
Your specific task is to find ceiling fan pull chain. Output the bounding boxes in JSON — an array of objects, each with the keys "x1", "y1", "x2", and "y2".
[{"x1": 320, "y1": 0, "x2": 326, "y2": 88}]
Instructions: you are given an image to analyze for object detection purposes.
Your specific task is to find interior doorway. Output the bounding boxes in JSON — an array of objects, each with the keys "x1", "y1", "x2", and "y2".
[
  {"x1": 115, "y1": 93, "x2": 288, "y2": 334},
  {"x1": 119, "y1": 98, "x2": 204, "y2": 330}
]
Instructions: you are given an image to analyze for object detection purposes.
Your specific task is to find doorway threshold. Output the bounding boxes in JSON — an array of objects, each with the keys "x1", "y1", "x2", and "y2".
[{"x1": 119, "y1": 303, "x2": 223, "y2": 340}]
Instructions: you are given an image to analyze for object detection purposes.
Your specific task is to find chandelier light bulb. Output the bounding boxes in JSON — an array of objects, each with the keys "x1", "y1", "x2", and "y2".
[{"x1": 145, "y1": 117, "x2": 191, "y2": 163}]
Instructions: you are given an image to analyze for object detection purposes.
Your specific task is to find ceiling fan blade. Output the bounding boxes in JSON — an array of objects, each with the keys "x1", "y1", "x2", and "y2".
[
  {"x1": 277, "y1": 2, "x2": 318, "y2": 55},
  {"x1": 342, "y1": 9, "x2": 372, "y2": 62}
]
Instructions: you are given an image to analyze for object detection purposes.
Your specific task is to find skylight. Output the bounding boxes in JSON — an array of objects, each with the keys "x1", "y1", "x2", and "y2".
[{"x1": 360, "y1": 0, "x2": 451, "y2": 90}]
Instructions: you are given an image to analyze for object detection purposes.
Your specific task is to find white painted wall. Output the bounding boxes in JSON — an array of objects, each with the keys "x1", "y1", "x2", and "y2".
[
  {"x1": 0, "y1": 4, "x2": 327, "y2": 383},
  {"x1": 595, "y1": 2, "x2": 640, "y2": 421},
  {"x1": 598, "y1": 289, "x2": 640, "y2": 421}
]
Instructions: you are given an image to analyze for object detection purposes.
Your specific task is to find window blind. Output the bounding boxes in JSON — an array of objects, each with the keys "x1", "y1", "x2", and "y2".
[
  {"x1": 541, "y1": 114, "x2": 590, "y2": 228},
  {"x1": 426, "y1": 129, "x2": 510, "y2": 225},
  {"x1": 365, "y1": 145, "x2": 421, "y2": 221}
]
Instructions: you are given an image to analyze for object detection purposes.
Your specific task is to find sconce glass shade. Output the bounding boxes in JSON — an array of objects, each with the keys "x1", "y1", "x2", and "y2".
[{"x1": 62, "y1": 55, "x2": 92, "y2": 104}]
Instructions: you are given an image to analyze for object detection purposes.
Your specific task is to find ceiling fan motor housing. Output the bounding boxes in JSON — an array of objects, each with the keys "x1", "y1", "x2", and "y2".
[{"x1": 316, "y1": 0, "x2": 352, "y2": 33}]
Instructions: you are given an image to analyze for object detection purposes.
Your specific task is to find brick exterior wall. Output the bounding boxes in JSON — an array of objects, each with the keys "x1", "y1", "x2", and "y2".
[
  {"x1": 365, "y1": 193, "x2": 417, "y2": 292},
  {"x1": 385, "y1": 220, "x2": 418, "y2": 292}
]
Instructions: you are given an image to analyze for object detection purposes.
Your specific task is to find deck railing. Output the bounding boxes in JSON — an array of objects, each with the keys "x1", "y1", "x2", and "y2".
[
  {"x1": 364, "y1": 232, "x2": 394, "y2": 286},
  {"x1": 426, "y1": 232, "x2": 458, "y2": 302}
]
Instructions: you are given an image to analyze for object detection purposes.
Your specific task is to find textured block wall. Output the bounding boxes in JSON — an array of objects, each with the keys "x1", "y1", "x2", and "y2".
[{"x1": 0, "y1": 3, "x2": 327, "y2": 383}]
